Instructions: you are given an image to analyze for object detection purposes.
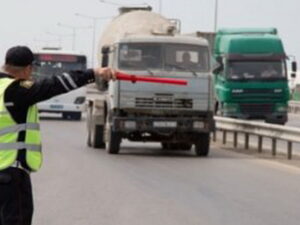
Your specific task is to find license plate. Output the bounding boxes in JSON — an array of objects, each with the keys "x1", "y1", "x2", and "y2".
[
  {"x1": 50, "y1": 104, "x2": 64, "y2": 109},
  {"x1": 153, "y1": 121, "x2": 177, "y2": 128}
]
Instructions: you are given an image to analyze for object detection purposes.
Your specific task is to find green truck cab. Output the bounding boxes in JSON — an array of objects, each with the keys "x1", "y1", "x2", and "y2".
[{"x1": 213, "y1": 28, "x2": 296, "y2": 124}]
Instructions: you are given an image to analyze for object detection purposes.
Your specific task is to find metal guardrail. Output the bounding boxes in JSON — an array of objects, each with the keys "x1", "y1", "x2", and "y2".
[{"x1": 214, "y1": 116, "x2": 300, "y2": 159}]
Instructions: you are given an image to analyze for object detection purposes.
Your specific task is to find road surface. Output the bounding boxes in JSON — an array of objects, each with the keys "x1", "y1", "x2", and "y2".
[{"x1": 32, "y1": 117, "x2": 300, "y2": 225}]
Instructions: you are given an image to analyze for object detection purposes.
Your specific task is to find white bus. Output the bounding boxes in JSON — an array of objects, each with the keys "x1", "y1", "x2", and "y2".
[{"x1": 32, "y1": 48, "x2": 87, "y2": 120}]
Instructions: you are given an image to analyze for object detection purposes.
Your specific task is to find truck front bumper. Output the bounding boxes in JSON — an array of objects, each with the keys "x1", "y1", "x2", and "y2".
[
  {"x1": 112, "y1": 116, "x2": 215, "y2": 133},
  {"x1": 222, "y1": 102, "x2": 288, "y2": 123}
]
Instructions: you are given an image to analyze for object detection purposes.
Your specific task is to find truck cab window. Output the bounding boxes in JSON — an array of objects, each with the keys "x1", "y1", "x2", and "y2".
[
  {"x1": 228, "y1": 61, "x2": 285, "y2": 80},
  {"x1": 165, "y1": 44, "x2": 209, "y2": 72},
  {"x1": 119, "y1": 43, "x2": 162, "y2": 70},
  {"x1": 118, "y1": 43, "x2": 210, "y2": 73}
]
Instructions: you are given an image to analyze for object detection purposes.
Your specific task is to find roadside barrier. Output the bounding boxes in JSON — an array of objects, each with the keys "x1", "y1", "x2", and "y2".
[
  {"x1": 214, "y1": 116, "x2": 300, "y2": 159},
  {"x1": 289, "y1": 101, "x2": 300, "y2": 114}
]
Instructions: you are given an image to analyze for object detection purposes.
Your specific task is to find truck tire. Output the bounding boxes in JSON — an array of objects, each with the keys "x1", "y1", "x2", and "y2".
[
  {"x1": 106, "y1": 127, "x2": 121, "y2": 154},
  {"x1": 90, "y1": 125, "x2": 106, "y2": 149},
  {"x1": 194, "y1": 133, "x2": 210, "y2": 156}
]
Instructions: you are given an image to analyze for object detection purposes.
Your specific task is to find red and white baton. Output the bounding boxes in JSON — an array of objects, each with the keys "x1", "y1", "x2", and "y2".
[{"x1": 116, "y1": 72, "x2": 188, "y2": 86}]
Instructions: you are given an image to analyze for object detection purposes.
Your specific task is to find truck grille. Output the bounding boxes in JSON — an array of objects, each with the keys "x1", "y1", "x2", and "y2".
[
  {"x1": 135, "y1": 94, "x2": 193, "y2": 109},
  {"x1": 242, "y1": 89, "x2": 274, "y2": 94},
  {"x1": 232, "y1": 89, "x2": 282, "y2": 99},
  {"x1": 240, "y1": 103, "x2": 274, "y2": 114}
]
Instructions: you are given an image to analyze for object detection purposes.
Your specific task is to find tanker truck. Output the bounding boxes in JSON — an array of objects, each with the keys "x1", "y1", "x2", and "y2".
[{"x1": 86, "y1": 6, "x2": 215, "y2": 156}]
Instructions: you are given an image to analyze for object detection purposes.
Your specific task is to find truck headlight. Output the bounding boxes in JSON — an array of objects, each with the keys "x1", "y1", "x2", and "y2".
[
  {"x1": 193, "y1": 121, "x2": 205, "y2": 129},
  {"x1": 124, "y1": 121, "x2": 136, "y2": 129},
  {"x1": 224, "y1": 103, "x2": 238, "y2": 113},
  {"x1": 276, "y1": 105, "x2": 288, "y2": 112}
]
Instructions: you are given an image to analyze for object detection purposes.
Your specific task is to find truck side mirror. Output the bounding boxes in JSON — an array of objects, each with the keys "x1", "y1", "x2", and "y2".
[
  {"x1": 212, "y1": 63, "x2": 224, "y2": 74},
  {"x1": 96, "y1": 46, "x2": 111, "y2": 91},
  {"x1": 292, "y1": 61, "x2": 297, "y2": 72},
  {"x1": 212, "y1": 56, "x2": 224, "y2": 74},
  {"x1": 101, "y1": 46, "x2": 110, "y2": 67}
]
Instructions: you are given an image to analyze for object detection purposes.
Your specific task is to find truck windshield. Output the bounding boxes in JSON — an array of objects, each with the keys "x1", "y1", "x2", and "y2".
[
  {"x1": 228, "y1": 61, "x2": 286, "y2": 80},
  {"x1": 118, "y1": 43, "x2": 209, "y2": 72},
  {"x1": 32, "y1": 54, "x2": 87, "y2": 78}
]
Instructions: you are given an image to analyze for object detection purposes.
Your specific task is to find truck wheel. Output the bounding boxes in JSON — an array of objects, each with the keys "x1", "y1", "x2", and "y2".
[
  {"x1": 106, "y1": 127, "x2": 121, "y2": 154},
  {"x1": 194, "y1": 133, "x2": 210, "y2": 156},
  {"x1": 90, "y1": 125, "x2": 106, "y2": 149}
]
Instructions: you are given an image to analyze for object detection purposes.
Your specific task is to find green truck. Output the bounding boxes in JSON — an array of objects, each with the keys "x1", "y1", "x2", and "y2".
[{"x1": 213, "y1": 28, "x2": 297, "y2": 124}]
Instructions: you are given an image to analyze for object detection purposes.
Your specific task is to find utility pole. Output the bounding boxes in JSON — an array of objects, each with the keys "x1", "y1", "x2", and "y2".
[
  {"x1": 57, "y1": 23, "x2": 92, "y2": 50},
  {"x1": 158, "y1": 0, "x2": 162, "y2": 14},
  {"x1": 45, "y1": 32, "x2": 73, "y2": 48},
  {"x1": 214, "y1": 0, "x2": 219, "y2": 32}
]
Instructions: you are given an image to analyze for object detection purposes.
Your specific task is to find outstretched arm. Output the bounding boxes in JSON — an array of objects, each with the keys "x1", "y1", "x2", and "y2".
[{"x1": 5, "y1": 67, "x2": 115, "y2": 107}]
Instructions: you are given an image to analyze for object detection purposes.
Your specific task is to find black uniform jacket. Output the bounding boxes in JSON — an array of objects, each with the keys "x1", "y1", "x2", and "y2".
[{"x1": 0, "y1": 69, "x2": 95, "y2": 170}]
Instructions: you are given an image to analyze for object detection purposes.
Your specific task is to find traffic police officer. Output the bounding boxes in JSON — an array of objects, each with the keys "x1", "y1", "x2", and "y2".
[{"x1": 0, "y1": 46, "x2": 115, "y2": 225}]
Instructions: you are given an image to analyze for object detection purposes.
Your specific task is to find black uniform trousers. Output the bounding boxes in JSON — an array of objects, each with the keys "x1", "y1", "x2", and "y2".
[{"x1": 0, "y1": 168, "x2": 33, "y2": 225}]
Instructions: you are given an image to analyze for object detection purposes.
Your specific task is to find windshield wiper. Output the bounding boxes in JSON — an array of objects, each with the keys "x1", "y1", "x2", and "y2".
[{"x1": 165, "y1": 63, "x2": 198, "y2": 77}]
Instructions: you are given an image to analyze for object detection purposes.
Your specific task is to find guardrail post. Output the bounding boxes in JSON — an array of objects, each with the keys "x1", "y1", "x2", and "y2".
[
  {"x1": 233, "y1": 132, "x2": 238, "y2": 148},
  {"x1": 258, "y1": 136, "x2": 263, "y2": 153},
  {"x1": 288, "y1": 142, "x2": 292, "y2": 160},
  {"x1": 272, "y1": 138, "x2": 277, "y2": 156},
  {"x1": 222, "y1": 130, "x2": 227, "y2": 144},
  {"x1": 245, "y1": 133, "x2": 249, "y2": 149}
]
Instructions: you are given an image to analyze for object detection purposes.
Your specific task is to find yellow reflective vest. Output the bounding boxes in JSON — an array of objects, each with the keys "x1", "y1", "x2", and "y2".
[{"x1": 0, "y1": 78, "x2": 42, "y2": 171}]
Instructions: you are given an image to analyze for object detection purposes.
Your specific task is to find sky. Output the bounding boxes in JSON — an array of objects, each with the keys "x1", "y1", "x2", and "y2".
[{"x1": 1, "y1": 0, "x2": 299, "y2": 67}]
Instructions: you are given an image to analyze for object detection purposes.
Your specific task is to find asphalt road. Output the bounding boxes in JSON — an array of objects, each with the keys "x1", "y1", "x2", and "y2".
[{"x1": 32, "y1": 117, "x2": 300, "y2": 225}]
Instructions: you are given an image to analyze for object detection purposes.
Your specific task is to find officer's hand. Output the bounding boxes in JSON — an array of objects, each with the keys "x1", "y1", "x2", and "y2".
[{"x1": 93, "y1": 67, "x2": 116, "y2": 81}]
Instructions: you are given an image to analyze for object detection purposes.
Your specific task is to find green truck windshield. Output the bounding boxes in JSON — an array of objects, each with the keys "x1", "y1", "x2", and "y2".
[
  {"x1": 227, "y1": 61, "x2": 286, "y2": 80},
  {"x1": 118, "y1": 43, "x2": 209, "y2": 73}
]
